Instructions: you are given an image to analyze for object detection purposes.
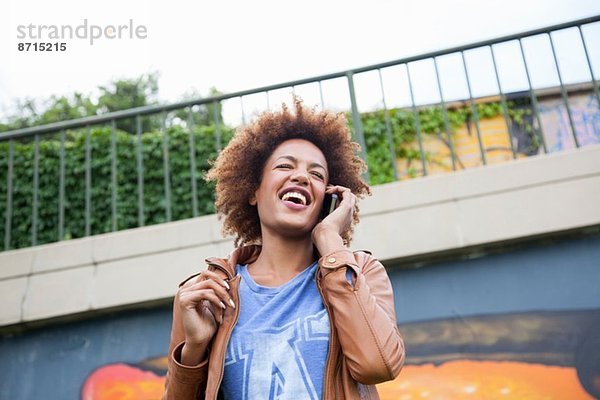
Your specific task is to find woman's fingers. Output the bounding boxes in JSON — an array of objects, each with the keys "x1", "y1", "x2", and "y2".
[
  {"x1": 326, "y1": 185, "x2": 356, "y2": 209},
  {"x1": 177, "y1": 270, "x2": 233, "y2": 347},
  {"x1": 179, "y1": 278, "x2": 234, "y2": 310},
  {"x1": 321, "y1": 185, "x2": 355, "y2": 233},
  {"x1": 197, "y1": 270, "x2": 230, "y2": 290},
  {"x1": 185, "y1": 279, "x2": 232, "y2": 303},
  {"x1": 179, "y1": 286, "x2": 227, "y2": 311}
]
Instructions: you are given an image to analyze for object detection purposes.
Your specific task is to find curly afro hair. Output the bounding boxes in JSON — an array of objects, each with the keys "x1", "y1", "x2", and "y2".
[{"x1": 206, "y1": 97, "x2": 371, "y2": 246}]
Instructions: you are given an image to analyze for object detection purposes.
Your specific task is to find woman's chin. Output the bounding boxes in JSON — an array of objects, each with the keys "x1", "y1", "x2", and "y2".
[{"x1": 271, "y1": 219, "x2": 318, "y2": 239}]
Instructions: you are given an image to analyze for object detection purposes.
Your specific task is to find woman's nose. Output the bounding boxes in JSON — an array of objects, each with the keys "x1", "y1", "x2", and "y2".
[{"x1": 291, "y1": 170, "x2": 309, "y2": 185}]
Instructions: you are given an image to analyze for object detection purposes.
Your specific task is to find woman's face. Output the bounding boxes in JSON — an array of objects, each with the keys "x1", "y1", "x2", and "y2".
[{"x1": 251, "y1": 139, "x2": 329, "y2": 240}]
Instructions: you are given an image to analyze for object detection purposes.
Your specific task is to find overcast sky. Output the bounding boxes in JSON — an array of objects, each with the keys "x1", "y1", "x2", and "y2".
[{"x1": 1, "y1": 0, "x2": 599, "y2": 120}]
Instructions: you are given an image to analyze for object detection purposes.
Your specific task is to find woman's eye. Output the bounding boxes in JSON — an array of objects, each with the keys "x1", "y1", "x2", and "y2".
[
  {"x1": 276, "y1": 164, "x2": 293, "y2": 169},
  {"x1": 311, "y1": 171, "x2": 324, "y2": 179}
]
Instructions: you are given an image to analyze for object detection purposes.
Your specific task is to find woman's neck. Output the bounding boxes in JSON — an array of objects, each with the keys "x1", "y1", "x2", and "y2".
[{"x1": 248, "y1": 232, "x2": 316, "y2": 287}]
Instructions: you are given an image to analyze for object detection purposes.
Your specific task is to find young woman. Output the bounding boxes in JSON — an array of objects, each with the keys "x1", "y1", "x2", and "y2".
[{"x1": 163, "y1": 98, "x2": 405, "y2": 399}]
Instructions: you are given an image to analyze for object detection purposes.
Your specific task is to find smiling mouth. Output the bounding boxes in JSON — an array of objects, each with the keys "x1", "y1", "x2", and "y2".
[{"x1": 281, "y1": 191, "x2": 308, "y2": 206}]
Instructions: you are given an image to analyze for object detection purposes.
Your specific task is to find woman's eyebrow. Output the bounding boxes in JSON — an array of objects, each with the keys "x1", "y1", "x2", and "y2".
[{"x1": 275, "y1": 155, "x2": 326, "y2": 171}]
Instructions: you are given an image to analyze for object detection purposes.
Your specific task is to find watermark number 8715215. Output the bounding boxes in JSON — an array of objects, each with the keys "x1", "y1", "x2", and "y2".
[{"x1": 17, "y1": 42, "x2": 67, "y2": 51}]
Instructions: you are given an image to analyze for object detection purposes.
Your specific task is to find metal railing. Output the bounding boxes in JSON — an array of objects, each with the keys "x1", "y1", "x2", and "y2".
[{"x1": 1, "y1": 15, "x2": 599, "y2": 251}]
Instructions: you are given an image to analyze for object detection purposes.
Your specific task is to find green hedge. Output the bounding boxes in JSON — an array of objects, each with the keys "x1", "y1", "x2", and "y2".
[{"x1": 0, "y1": 124, "x2": 233, "y2": 250}]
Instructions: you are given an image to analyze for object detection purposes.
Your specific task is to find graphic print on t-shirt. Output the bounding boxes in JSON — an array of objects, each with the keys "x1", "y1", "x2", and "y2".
[{"x1": 224, "y1": 309, "x2": 329, "y2": 400}]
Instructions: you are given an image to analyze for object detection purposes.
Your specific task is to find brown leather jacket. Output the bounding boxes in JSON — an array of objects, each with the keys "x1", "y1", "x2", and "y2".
[{"x1": 163, "y1": 245, "x2": 405, "y2": 399}]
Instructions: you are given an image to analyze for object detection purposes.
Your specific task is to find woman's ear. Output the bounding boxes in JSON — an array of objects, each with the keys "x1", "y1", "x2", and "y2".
[{"x1": 249, "y1": 195, "x2": 257, "y2": 206}]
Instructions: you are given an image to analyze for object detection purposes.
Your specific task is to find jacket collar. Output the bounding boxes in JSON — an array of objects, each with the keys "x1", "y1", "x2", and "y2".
[{"x1": 205, "y1": 244, "x2": 262, "y2": 280}]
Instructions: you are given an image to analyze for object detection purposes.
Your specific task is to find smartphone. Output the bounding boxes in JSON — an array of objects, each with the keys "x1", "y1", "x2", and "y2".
[{"x1": 320, "y1": 193, "x2": 338, "y2": 219}]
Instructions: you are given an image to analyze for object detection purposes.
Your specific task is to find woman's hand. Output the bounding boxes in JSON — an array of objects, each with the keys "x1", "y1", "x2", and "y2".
[
  {"x1": 177, "y1": 270, "x2": 234, "y2": 365},
  {"x1": 311, "y1": 185, "x2": 356, "y2": 256}
]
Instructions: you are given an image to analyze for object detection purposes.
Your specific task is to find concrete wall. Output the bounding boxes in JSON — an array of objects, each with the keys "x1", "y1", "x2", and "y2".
[{"x1": 1, "y1": 144, "x2": 599, "y2": 327}]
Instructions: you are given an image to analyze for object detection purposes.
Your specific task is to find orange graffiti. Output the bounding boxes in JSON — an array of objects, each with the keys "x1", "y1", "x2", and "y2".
[
  {"x1": 377, "y1": 360, "x2": 594, "y2": 400},
  {"x1": 81, "y1": 363, "x2": 165, "y2": 400},
  {"x1": 82, "y1": 360, "x2": 593, "y2": 399}
]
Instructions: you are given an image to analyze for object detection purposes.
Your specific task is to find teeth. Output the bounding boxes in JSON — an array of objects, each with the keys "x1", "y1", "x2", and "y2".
[{"x1": 282, "y1": 191, "x2": 307, "y2": 205}]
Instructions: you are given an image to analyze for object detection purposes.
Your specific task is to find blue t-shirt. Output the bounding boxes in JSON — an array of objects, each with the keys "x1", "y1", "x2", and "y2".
[{"x1": 220, "y1": 261, "x2": 330, "y2": 400}]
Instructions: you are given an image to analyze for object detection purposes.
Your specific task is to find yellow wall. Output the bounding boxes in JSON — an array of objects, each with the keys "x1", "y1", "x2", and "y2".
[{"x1": 395, "y1": 115, "x2": 521, "y2": 179}]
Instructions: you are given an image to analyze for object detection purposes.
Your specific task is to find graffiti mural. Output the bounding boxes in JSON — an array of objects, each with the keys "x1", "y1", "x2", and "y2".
[
  {"x1": 82, "y1": 362, "x2": 166, "y2": 399},
  {"x1": 378, "y1": 310, "x2": 600, "y2": 400},
  {"x1": 539, "y1": 93, "x2": 600, "y2": 152},
  {"x1": 80, "y1": 310, "x2": 600, "y2": 400},
  {"x1": 393, "y1": 91, "x2": 600, "y2": 179}
]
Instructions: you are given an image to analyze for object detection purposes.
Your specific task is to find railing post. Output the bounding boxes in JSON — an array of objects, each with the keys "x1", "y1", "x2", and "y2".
[
  {"x1": 548, "y1": 32, "x2": 579, "y2": 148},
  {"x1": 460, "y1": 52, "x2": 486, "y2": 166},
  {"x1": 346, "y1": 71, "x2": 369, "y2": 182},
  {"x1": 519, "y1": 39, "x2": 548, "y2": 154},
  {"x1": 187, "y1": 108, "x2": 199, "y2": 218},
  {"x1": 110, "y1": 120, "x2": 118, "y2": 232},
  {"x1": 161, "y1": 112, "x2": 172, "y2": 222},
  {"x1": 578, "y1": 25, "x2": 600, "y2": 110},
  {"x1": 378, "y1": 69, "x2": 399, "y2": 181},
  {"x1": 4, "y1": 140, "x2": 14, "y2": 250},
  {"x1": 213, "y1": 100, "x2": 222, "y2": 152},
  {"x1": 136, "y1": 115, "x2": 145, "y2": 227},
  {"x1": 318, "y1": 81, "x2": 325, "y2": 109},
  {"x1": 240, "y1": 97, "x2": 246, "y2": 125},
  {"x1": 58, "y1": 129, "x2": 66, "y2": 240},
  {"x1": 31, "y1": 134, "x2": 40, "y2": 246},
  {"x1": 490, "y1": 45, "x2": 517, "y2": 159},
  {"x1": 433, "y1": 58, "x2": 458, "y2": 171},
  {"x1": 84, "y1": 126, "x2": 92, "y2": 236},
  {"x1": 405, "y1": 64, "x2": 428, "y2": 178}
]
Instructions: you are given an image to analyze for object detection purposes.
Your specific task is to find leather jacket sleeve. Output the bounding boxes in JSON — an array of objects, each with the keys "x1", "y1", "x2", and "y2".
[
  {"x1": 162, "y1": 274, "x2": 208, "y2": 400},
  {"x1": 318, "y1": 249, "x2": 405, "y2": 385}
]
